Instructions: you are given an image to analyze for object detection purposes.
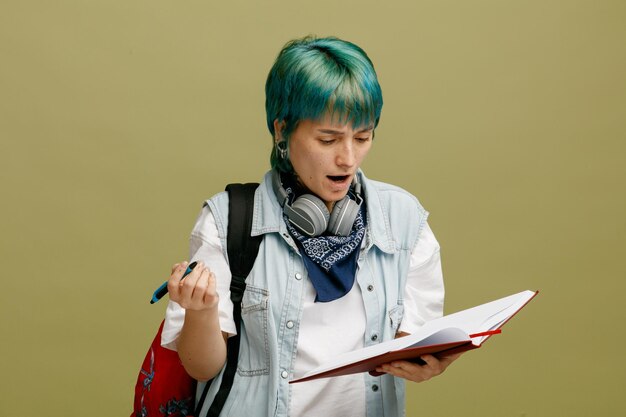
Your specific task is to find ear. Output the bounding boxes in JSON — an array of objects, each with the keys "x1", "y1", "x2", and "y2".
[{"x1": 273, "y1": 119, "x2": 286, "y2": 143}]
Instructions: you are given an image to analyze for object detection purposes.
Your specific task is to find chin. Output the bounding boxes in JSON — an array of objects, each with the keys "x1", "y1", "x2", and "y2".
[{"x1": 324, "y1": 192, "x2": 348, "y2": 205}]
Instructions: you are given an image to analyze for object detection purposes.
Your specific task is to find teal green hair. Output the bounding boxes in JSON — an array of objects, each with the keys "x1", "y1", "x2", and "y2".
[{"x1": 265, "y1": 36, "x2": 383, "y2": 173}]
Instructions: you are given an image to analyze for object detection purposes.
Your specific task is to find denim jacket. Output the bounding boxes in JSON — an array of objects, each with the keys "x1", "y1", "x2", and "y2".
[{"x1": 195, "y1": 170, "x2": 428, "y2": 417}]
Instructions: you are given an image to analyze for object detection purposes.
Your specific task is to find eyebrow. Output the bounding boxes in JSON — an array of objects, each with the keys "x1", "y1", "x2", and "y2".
[{"x1": 317, "y1": 126, "x2": 374, "y2": 134}]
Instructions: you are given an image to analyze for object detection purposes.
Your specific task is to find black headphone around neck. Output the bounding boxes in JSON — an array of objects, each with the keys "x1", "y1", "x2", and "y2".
[{"x1": 272, "y1": 170, "x2": 363, "y2": 237}]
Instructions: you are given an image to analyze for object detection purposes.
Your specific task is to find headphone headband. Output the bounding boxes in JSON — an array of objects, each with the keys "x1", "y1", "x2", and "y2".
[{"x1": 271, "y1": 170, "x2": 363, "y2": 237}]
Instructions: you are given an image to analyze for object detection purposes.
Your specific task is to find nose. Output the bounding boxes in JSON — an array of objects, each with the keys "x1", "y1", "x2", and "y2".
[{"x1": 336, "y1": 141, "x2": 356, "y2": 168}]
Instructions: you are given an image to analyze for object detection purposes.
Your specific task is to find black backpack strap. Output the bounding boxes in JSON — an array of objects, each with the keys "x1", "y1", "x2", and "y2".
[{"x1": 195, "y1": 183, "x2": 262, "y2": 417}]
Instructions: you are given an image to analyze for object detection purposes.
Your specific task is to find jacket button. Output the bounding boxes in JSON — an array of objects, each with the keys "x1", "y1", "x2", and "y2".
[
  {"x1": 371, "y1": 334, "x2": 378, "y2": 341},
  {"x1": 281, "y1": 370, "x2": 289, "y2": 379},
  {"x1": 372, "y1": 384, "x2": 379, "y2": 392},
  {"x1": 286, "y1": 321, "x2": 294, "y2": 329},
  {"x1": 295, "y1": 272, "x2": 302, "y2": 280},
  {"x1": 367, "y1": 285, "x2": 374, "y2": 292}
]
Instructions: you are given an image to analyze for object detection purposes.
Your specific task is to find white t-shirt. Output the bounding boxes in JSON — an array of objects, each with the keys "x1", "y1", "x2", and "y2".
[{"x1": 162, "y1": 208, "x2": 444, "y2": 417}]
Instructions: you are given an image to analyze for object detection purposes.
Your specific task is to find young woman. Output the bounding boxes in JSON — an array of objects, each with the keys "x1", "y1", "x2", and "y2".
[{"x1": 161, "y1": 36, "x2": 460, "y2": 417}]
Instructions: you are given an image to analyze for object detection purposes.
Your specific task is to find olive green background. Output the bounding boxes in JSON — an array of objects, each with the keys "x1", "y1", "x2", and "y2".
[{"x1": 1, "y1": 1, "x2": 625, "y2": 416}]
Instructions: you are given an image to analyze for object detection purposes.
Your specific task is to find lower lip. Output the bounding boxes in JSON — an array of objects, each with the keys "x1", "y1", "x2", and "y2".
[{"x1": 326, "y1": 176, "x2": 351, "y2": 191}]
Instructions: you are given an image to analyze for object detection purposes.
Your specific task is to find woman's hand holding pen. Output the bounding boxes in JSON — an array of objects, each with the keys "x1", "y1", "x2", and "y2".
[
  {"x1": 169, "y1": 261, "x2": 227, "y2": 381},
  {"x1": 167, "y1": 261, "x2": 219, "y2": 311}
]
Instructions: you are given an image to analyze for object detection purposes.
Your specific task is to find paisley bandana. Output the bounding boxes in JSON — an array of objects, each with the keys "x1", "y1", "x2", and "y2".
[{"x1": 282, "y1": 174, "x2": 367, "y2": 302}]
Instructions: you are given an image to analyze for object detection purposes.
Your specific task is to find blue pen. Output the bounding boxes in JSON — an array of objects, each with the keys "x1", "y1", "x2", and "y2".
[{"x1": 150, "y1": 261, "x2": 198, "y2": 304}]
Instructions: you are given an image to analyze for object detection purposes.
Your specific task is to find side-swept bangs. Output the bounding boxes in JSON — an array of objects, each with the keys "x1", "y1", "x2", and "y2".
[{"x1": 266, "y1": 36, "x2": 383, "y2": 172}]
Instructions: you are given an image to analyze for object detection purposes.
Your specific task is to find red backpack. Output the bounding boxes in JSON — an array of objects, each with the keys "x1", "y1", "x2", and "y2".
[
  {"x1": 132, "y1": 321, "x2": 196, "y2": 417},
  {"x1": 131, "y1": 183, "x2": 262, "y2": 417}
]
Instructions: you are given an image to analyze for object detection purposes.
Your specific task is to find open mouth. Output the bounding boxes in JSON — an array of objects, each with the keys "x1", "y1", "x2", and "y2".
[{"x1": 327, "y1": 175, "x2": 350, "y2": 183}]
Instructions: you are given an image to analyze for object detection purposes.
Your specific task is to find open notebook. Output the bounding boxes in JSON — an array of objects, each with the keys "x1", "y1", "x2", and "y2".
[{"x1": 291, "y1": 290, "x2": 538, "y2": 383}]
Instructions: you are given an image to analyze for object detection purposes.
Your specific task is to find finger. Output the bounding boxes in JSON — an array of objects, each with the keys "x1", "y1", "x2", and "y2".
[
  {"x1": 394, "y1": 360, "x2": 430, "y2": 375},
  {"x1": 420, "y1": 352, "x2": 461, "y2": 368},
  {"x1": 169, "y1": 261, "x2": 190, "y2": 281},
  {"x1": 418, "y1": 354, "x2": 439, "y2": 368},
  {"x1": 436, "y1": 352, "x2": 462, "y2": 371},
  {"x1": 203, "y1": 271, "x2": 219, "y2": 306},
  {"x1": 207, "y1": 270, "x2": 217, "y2": 293},
  {"x1": 418, "y1": 355, "x2": 447, "y2": 376},
  {"x1": 439, "y1": 352, "x2": 463, "y2": 363},
  {"x1": 191, "y1": 267, "x2": 211, "y2": 303},
  {"x1": 378, "y1": 361, "x2": 429, "y2": 381},
  {"x1": 180, "y1": 262, "x2": 204, "y2": 300},
  {"x1": 167, "y1": 262, "x2": 190, "y2": 298}
]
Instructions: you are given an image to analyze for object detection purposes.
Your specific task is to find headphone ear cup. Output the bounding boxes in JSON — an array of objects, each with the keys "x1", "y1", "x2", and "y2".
[
  {"x1": 289, "y1": 194, "x2": 330, "y2": 237},
  {"x1": 328, "y1": 196, "x2": 360, "y2": 236}
]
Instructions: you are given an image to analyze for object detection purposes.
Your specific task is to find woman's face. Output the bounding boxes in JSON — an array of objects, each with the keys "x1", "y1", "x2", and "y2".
[{"x1": 276, "y1": 114, "x2": 374, "y2": 210}]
